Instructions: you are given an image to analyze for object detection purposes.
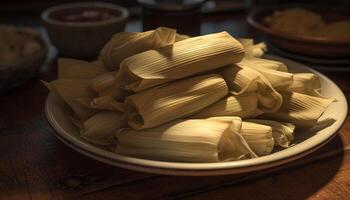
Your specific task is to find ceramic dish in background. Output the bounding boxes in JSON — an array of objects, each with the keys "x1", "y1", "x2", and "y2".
[
  {"x1": 45, "y1": 55, "x2": 347, "y2": 176},
  {"x1": 0, "y1": 27, "x2": 47, "y2": 92},
  {"x1": 41, "y1": 2, "x2": 129, "y2": 58},
  {"x1": 248, "y1": 5, "x2": 350, "y2": 58},
  {"x1": 267, "y1": 44, "x2": 350, "y2": 72}
]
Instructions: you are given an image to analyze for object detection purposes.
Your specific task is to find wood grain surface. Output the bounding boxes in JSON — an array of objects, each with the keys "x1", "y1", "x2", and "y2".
[{"x1": 1, "y1": 14, "x2": 350, "y2": 200}]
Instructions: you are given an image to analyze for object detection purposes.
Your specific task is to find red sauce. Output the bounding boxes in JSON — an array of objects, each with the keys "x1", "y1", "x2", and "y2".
[{"x1": 58, "y1": 10, "x2": 117, "y2": 22}]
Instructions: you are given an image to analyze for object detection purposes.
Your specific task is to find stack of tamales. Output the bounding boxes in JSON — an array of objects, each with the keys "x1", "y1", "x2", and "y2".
[{"x1": 44, "y1": 28, "x2": 335, "y2": 163}]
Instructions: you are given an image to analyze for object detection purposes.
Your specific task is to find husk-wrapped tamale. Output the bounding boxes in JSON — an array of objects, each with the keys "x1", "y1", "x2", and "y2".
[
  {"x1": 115, "y1": 117, "x2": 256, "y2": 162},
  {"x1": 261, "y1": 91, "x2": 334, "y2": 128},
  {"x1": 220, "y1": 65, "x2": 283, "y2": 113},
  {"x1": 43, "y1": 79, "x2": 96, "y2": 120},
  {"x1": 100, "y1": 27, "x2": 177, "y2": 70},
  {"x1": 207, "y1": 117, "x2": 274, "y2": 156},
  {"x1": 238, "y1": 59, "x2": 293, "y2": 90},
  {"x1": 90, "y1": 71, "x2": 130, "y2": 101},
  {"x1": 191, "y1": 92, "x2": 260, "y2": 119},
  {"x1": 115, "y1": 31, "x2": 245, "y2": 92},
  {"x1": 125, "y1": 74, "x2": 228, "y2": 129},
  {"x1": 247, "y1": 119, "x2": 295, "y2": 148},
  {"x1": 284, "y1": 73, "x2": 326, "y2": 98},
  {"x1": 73, "y1": 111, "x2": 127, "y2": 145}
]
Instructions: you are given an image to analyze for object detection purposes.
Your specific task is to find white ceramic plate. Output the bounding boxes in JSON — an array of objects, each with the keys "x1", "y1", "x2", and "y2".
[{"x1": 45, "y1": 55, "x2": 348, "y2": 176}]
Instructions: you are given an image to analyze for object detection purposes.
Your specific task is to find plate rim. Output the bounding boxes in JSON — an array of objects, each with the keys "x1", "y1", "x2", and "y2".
[{"x1": 45, "y1": 55, "x2": 348, "y2": 175}]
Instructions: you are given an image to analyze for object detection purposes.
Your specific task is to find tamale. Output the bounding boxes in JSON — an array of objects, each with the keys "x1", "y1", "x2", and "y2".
[
  {"x1": 115, "y1": 117, "x2": 256, "y2": 162},
  {"x1": 90, "y1": 71, "x2": 116, "y2": 92},
  {"x1": 115, "y1": 31, "x2": 245, "y2": 92},
  {"x1": 238, "y1": 59, "x2": 293, "y2": 90},
  {"x1": 240, "y1": 122, "x2": 274, "y2": 156},
  {"x1": 261, "y1": 91, "x2": 334, "y2": 128},
  {"x1": 207, "y1": 117, "x2": 274, "y2": 156},
  {"x1": 100, "y1": 27, "x2": 177, "y2": 70},
  {"x1": 192, "y1": 92, "x2": 260, "y2": 119},
  {"x1": 285, "y1": 73, "x2": 327, "y2": 98},
  {"x1": 44, "y1": 79, "x2": 96, "y2": 120},
  {"x1": 78, "y1": 111, "x2": 127, "y2": 145},
  {"x1": 125, "y1": 74, "x2": 228, "y2": 129},
  {"x1": 247, "y1": 119, "x2": 295, "y2": 148},
  {"x1": 220, "y1": 65, "x2": 283, "y2": 113},
  {"x1": 90, "y1": 71, "x2": 130, "y2": 101}
]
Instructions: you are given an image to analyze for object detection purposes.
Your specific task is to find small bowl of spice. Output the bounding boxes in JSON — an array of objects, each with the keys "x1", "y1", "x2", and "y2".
[{"x1": 42, "y1": 2, "x2": 128, "y2": 58}]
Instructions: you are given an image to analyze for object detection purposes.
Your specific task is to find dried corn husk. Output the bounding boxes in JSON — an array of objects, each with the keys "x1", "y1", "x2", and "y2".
[
  {"x1": 125, "y1": 74, "x2": 229, "y2": 129},
  {"x1": 90, "y1": 71, "x2": 130, "y2": 101},
  {"x1": 287, "y1": 73, "x2": 321, "y2": 91},
  {"x1": 115, "y1": 117, "x2": 256, "y2": 162},
  {"x1": 76, "y1": 111, "x2": 127, "y2": 145},
  {"x1": 285, "y1": 73, "x2": 326, "y2": 98},
  {"x1": 238, "y1": 59, "x2": 293, "y2": 89},
  {"x1": 240, "y1": 122, "x2": 274, "y2": 156},
  {"x1": 247, "y1": 119, "x2": 295, "y2": 148},
  {"x1": 43, "y1": 79, "x2": 96, "y2": 120},
  {"x1": 100, "y1": 27, "x2": 177, "y2": 70},
  {"x1": 239, "y1": 38, "x2": 267, "y2": 58},
  {"x1": 115, "y1": 31, "x2": 245, "y2": 92},
  {"x1": 90, "y1": 72, "x2": 116, "y2": 92},
  {"x1": 76, "y1": 96, "x2": 125, "y2": 113},
  {"x1": 220, "y1": 65, "x2": 283, "y2": 113},
  {"x1": 207, "y1": 117, "x2": 274, "y2": 156},
  {"x1": 98, "y1": 86, "x2": 131, "y2": 101},
  {"x1": 175, "y1": 33, "x2": 190, "y2": 41},
  {"x1": 192, "y1": 92, "x2": 260, "y2": 119},
  {"x1": 238, "y1": 58, "x2": 288, "y2": 72},
  {"x1": 58, "y1": 58, "x2": 107, "y2": 79},
  {"x1": 261, "y1": 91, "x2": 334, "y2": 128}
]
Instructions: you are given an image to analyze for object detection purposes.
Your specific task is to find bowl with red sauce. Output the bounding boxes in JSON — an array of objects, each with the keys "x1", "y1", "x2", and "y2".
[{"x1": 42, "y1": 2, "x2": 129, "y2": 58}]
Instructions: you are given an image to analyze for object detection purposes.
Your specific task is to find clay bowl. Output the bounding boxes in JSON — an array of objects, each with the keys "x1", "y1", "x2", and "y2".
[
  {"x1": 248, "y1": 4, "x2": 350, "y2": 58},
  {"x1": 42, "y1": 2, "x2": 129, "y2": 58}
]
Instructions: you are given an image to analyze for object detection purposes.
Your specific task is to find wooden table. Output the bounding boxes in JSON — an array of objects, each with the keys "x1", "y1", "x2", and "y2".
[{"x1": 1, "y1": 13, "x2": 350, "y2": 200}]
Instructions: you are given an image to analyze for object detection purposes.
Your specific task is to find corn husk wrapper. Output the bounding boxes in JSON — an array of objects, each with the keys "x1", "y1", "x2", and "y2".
[
  {"x1": 240, "y1": 122, "x2": 274, "y2": 156},
  {"x1": 58, "y1": 58, "x2": 107, "y2": 79},
  {"x1": 238, "y1": 59, "x2": 293, "y2": 90},
  {"x1": 125, "y1": 74, "x2": 229, "y2": 129},
  {"x1": 90, "y1": 71, "x2": 130, "y2": 101},
  {"x1": 220, "y1": 65, "x2": 283, "y2": 113},
  {"x1": 286, "y1": 73, "x2": 320, "y2": 92},
  {"x1": 98, "y1": 86, "x2": 131, "y2": 101},
  {"x1": 115, "y1": 117, "x2": 256, "y2": 162},
  {"x1": 285, "y1": 73, "x2": 328, "y2": 98},
  {"x1": 239, "y1": 38, "x2": 267, "y2": 58},
  {"x1": 175, "y1": 33, "x2": 190, "y2": 41},
  {"x1": 207, "y1": 117, "x2": 274, "y2": 156},
  {"x1": 76, "y1": 96, "x2": 125, "y2": 113},
  {"x1": 261, "y1": 92, "x2": 334, "y2": 128},
  {"x1": 238, "y1": 58, "x2": 288, "y2": 72},
  {"x1": 100, "y1": 27, "x2": 177, "y2": 70},
  {"x1": 247, "y1": 119, "x2": 295, "y2": 148},
  {"x1": 115, "y1": 31, "x2": 245, "y2": 92},
  {"x1": 43, "y1": 79, "x2": 96, "y2": 120},
  {"x1": 74, "y1": 111, "x2": 127, "y2": 145},
  {"x1": 91, "y1": 71, "x2": 116, "y2": 92},
  {"x1": 192, "y1": 92, "x2": 259, "y2": 119}
]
